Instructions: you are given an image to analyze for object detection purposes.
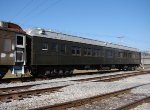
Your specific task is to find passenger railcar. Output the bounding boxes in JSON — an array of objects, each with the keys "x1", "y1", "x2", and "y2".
[
  {"x1": 25, "y1": 28, "x2": 141, "y2": 77},
  {"x1": 0, "y1": 21, "x2": 27, "y2": 78},
  {"x1": 0, "y1": 21, "x2": 141, "y2": 78},
  {"x1": 141, "y1": 51, "x2": 150, "y2": 69}
]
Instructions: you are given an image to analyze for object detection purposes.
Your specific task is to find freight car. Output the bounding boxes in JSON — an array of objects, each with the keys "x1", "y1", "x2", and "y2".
[{"x1": 0, "y1": 21, "x2": 141, "y2": 78}]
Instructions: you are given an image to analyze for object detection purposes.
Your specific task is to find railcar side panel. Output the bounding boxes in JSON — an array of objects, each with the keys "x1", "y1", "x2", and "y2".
[{"x1": 0, "y1": 29, "x2": 16, "y2": 65}]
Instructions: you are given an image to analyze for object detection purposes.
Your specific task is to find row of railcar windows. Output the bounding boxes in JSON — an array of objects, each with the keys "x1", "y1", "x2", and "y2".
[
  {"x1": 42, "y1": 42, "x2": 66, "y2": 53},
  {"x1": 42, "y1": 42, "x2": 138, "y2": 58}
]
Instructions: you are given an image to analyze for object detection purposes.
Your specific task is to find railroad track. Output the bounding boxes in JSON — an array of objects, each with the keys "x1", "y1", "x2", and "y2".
[
  {"x1": 1, "y1": 70, "x2": 149, "y2": 95},
  {"x1": 0, "y1": 70, "x2": 149, "y2": 103},
  {"x1": 116, "y1": 96, "x2": 150, "y2": 110},
  {"x1": 0, "y1": 85, "x2": 67, "y2": 102},
  {"x1": 73, "y1": 71, "x2": 150, "y2": 82},
  {"x1": 30, "y1": 83, "x2": 150, "y2": 110},
  {"x1": 0, "y1": 77, "x2": 51, "y2": 84}
]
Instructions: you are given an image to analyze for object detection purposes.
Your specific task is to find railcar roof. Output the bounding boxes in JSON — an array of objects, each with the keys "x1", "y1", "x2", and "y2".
[
  {"x1": 0, "y1": 21, "x2": 26, "y2": 34},
  {"x1": 26, "y1": 28, "x2": 139, "y2": 52}
]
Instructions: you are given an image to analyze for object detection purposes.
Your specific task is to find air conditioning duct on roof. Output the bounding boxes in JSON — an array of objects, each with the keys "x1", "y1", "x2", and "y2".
[{"x1": 0, "y1": 21, "x2": 8, "y2": 28}]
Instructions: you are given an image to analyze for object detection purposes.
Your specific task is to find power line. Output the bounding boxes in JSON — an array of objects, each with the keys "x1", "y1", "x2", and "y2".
[
  {"x1": 21, "y1": 0, "x2": 63, "y2": 24},
  {"x1": 11, "y1": 0, "x2": 34, "y2": 21},
  {"x1": 19, "y1": 0, "x2": 48, "y2": 22},
  {"x1": 35, "y1": 0, "x2": 63, "y2": 16}
]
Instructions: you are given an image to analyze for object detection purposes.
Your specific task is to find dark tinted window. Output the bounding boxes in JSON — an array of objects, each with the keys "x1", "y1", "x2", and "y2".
[
  {"x1": 76, "y1": 47, "x2": 81, "y2": 55},
  {"x1": 17, "y1": 36, "x2": 23, "y2": 45},
  {"x1": 72, "y1": 46, "x2": 76, "y2": 55},
  {"x1": 84, "y1": 48, "x2": 88, "y2": 56},
  {"x1": 87, "y1": 48, "x2": 92, "y2": 56},
  {"x1": 51, "y1": 42, "x2": 57, "y2": 51},
  {"x1": 60, "y1": 44, "x2": 66, "y2": 53},
  {"x1": 71, "y1": 46, "x2": 81, "y2": 56},
  {"x1": 42, "y1": 43, "x2": 48, "y2": 50},
  {"x1": 107, "y1": 50, "x2": 113, "y2": 58}
]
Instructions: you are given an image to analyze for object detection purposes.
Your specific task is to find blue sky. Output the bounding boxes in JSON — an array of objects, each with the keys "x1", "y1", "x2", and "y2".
[{"x1": 0, "y1": 0, "x2": 150, "y2": 51}]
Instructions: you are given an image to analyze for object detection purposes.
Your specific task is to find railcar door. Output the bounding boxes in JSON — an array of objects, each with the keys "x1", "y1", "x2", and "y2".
[{"x1": 12, "y1": 34, "x2": 26, "y2": 74}]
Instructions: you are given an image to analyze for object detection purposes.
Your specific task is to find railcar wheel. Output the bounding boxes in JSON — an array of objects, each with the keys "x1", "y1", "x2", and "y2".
[
  {"x1": 64, "y1": 69, "x2": 73, "y2": 76},
  {"x1": 0, "y1": 67, "x2": 9, "y2": 79},
  {"x1": 24, "y1": 67, "x2": 32, "y2": 76},
  {"x1": 45, "y1": 70, "x2": 51, "y2": 76},
  {"x1": 69, "y1": 70, "x2": 73, "y2": 75},
  {"x1": 63, "y1": 70, "x2": 69, "y2": 76},
  {"x1": 30, "y1": 68, "x2": 39, "y2": 77},
  {"x1": 132, "y1": 67, "x2": 136, "y2": 71},
  {"x1": 58, "y1": 70, "x2": 64, "y2": 76},
  {"x1": 0, "y1": 71, "x2": 5, "y2": 79},
  {"x1": 30, "y1": 72, "x2": 38, "y2": 77},
  {"x1": 51, "y1": 69, "x2": 58, "y2": 77}
]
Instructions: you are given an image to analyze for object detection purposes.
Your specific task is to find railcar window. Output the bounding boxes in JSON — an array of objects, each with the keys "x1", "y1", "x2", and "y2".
[
  {"x1": 128, "y1": 53, "x2": 132, "y2": 58},
  {"x1": 135, "y1": 53, "x2": 139, "y2": 58},
  {"x1": 16, "y1": 51, "x2": 24, "y2": 62},
  {"x1": 17, "y1": 36, "x2": 23, "y2": 45},
  {"x1": 72, "y1": 46, "x2": 76, "y2": 55},
  {"x1": 71, "y1": 46, "x2": 81, "y2": 56},
  {"x1": 84, "y1": 48, "x2": 88, "y2": 56},
  {"x1": 87, "y1": 48, "x2": 92, "y2": 56},
  {"x1": 51, "y1": 42, "x2": 57, "y2": 51},
  {"x1": 107, "y1": 50, "x2": 113, "y2": 58},
  {"x1": 117, "y1": 52, "x2": 123, "y2": 58},
  {"x1": 3, "y1": 39, "x2": 11, "y2": 52},
  {"x1": 100, "y1": 49, "x2": 104, "y2": 57},
  {"x1": 76, "y1": 47, "x2": 81, "y2": 55},
  {"x1": 123, "y1": 52, "x2": 127, "y2": 58},
  {"x1": 42, "y1": 43, "x2": 48, "y2": 50},
  {"x1": 117, "y1": 52, "x2": 120, "y2": 57},
  {"x1": 92, "y1": 49, "x2": 96, "y2": 56},
  {"x1": 132, "y1": 54, "x2": 136, "y2": 58},
  {"x1": 60, "y1": 44, "x2": 66, "y2": 53},
  {"x1": 92, "y1": 49, "x2": 99, "y2": 57},
  {"x1": 96, "y1": 49, "x2": 100, "y2": 57}
]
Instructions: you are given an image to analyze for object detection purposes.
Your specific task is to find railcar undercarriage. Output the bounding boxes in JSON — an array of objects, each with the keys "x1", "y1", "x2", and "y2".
[
  {"x1": 28, "y1": 64, "x2": 140, "y2": 77},
  {"x1": 0, "y1": 66, "x2": 9, "y2": 79}
]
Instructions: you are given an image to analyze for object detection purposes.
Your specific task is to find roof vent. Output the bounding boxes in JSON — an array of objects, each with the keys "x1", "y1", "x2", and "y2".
[
  {"x1": 0, "y1": 21, "x2": 8, "y2": 28},
  {"x1": 39, "y1": 29, "x2": 46, "y2": 35}
]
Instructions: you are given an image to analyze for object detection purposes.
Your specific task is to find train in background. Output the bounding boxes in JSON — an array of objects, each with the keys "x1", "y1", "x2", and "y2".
[
  {"x1": 0, "y1": 21, "x2": 141, "y2": 78},
  {"x1": 141, "y1": 51, "x2": 150, "y2": 69}
]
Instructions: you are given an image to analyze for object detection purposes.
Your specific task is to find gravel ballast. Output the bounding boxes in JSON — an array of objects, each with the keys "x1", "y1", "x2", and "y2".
[{"x1": 0, "y1": 71, "x2": 150, "y2": 110}]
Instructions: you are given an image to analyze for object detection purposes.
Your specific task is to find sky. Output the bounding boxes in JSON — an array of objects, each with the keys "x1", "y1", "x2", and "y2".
[{"x1": 0, "y1": 0, "x2": 150, "y2": 51}]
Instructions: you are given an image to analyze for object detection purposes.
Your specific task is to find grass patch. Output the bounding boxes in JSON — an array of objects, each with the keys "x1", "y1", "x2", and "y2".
[{"x1": 3, "y1": 70, "x2": 32, "y2": 79}]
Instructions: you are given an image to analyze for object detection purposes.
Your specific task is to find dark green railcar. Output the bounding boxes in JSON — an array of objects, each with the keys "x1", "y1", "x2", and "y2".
[{"x1": 26, "y1": 28, "x2": 141, "y2": 77}]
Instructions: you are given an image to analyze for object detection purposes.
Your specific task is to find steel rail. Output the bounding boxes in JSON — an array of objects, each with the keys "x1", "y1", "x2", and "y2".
[
  {"x1": 116, "y1": 96, "x2": 150, "y2": 110},
  {"x1": 30, "y1": 83, "x2": 150, "y2": 110},
  {"x1": 0, "y1": 71, "x2": 149, "y2": 96},
  {"x1": 0, "y1": 85, "x2": 67, "y2": 102}
]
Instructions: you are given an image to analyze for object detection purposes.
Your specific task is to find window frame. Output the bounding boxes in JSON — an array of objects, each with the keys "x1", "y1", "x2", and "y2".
[
  {"x1": 51, "y1": 42, "x2": 58, "y2": 52},
  {"x1": 60, "y1": 44, "x2": 66, "y2": 53},
  {"x1": 15, "y1": 51, "x2": 24, "y2": 62},
  {"x1": 42, "y1": 42, "x2": 48, "y2": 51},
  {"x1": 106, "y1": 50, "x2": 113, "y2": 58},
  {"x1": 71, "y1": 46, "x2": 81, "y2": 56},
  {"x1": 16, "y1": 34, "x2": 25, "y2": 48},
  {"x1": 71, "y1": 46, "x2": 76, "y2": 55},
  {"x1": 3, "y1": 38, "x2": 12, "y2": 52},
  {"x1": 76, "y1": 47, "x2": 81, "y2": 56}
]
